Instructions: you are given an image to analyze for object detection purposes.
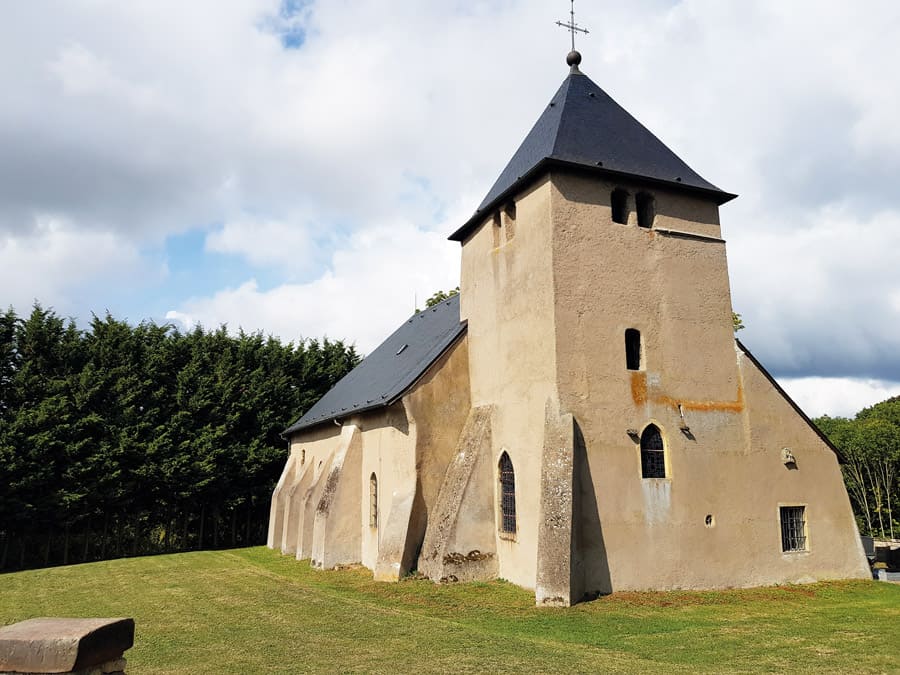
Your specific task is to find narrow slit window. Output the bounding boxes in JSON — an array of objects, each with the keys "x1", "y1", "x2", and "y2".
[
  {"x1": 498, "y1": 452, "x2": 516, "y2": 534},
  {"x1": 611, "y1": 189, "x2": 630, "y2": 224},
  {"x1": 625, "y1": 329, "x2": 642, "y2": 370},
  {"x1": 640, "y1": 424, "x2": 666, "y2": 478},
  {"x1": 369, "y1": 473, "x2": 378, "y2": 529},
  {"x1": 636, "y1": 192, "x2": 655, "y2": 228},
  {"x1": 503, "y1": 201, "x2": 516, "y2": 241},
  {"x1": 780, "y1": 506, "x2": 806, "y2": 552}
]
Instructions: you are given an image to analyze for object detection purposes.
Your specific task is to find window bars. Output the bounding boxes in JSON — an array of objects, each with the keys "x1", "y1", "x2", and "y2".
[
  {"x1": 780, "y1": 506, "x2": 806, "y2": 552},
  {"x1": 369, "y1": 473, "x2": 378, "y2": 529},
  {"x1": 499, "y1": 453, "x2": 517, "y2": 534},
  {"x1": 640, "y1": 425, "x2": 666, "y2": 478}
]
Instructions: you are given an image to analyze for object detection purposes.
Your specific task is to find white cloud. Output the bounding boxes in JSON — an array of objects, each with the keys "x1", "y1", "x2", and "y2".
[
  {"x1": 0, "y1": 0, "x2": 899, "y2": 395},
  {"x1": 167, "y1": 219, "x2": 459, "y2": 351},
  {"x1": 779, "y1": 376, "x2": 900, "y2": 419},
  {"x1": 205, "y1": 215, "x2": 321, "y2": 274},
  {"x1": 0, "y1": 216, "x2": 150, "y2": 312}
]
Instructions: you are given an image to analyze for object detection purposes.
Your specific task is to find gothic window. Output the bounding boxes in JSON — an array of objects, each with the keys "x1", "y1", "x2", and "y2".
[
  {"x1": 625, "y1": 329, "x2": 642, "y2": 370},
  {"x1": 498, "y1": 452, "x2": 516, "y2": 534},
  {"x1": 611, "y1": 188, "x2": 630, "y2": 224},
  {"x1": 780, "y1": 506, "x2": 807, "y2": 552},
  {"x1": 640, "y1": 424, "x2": 666, "y2": 478},
  {"x1": 369, "y1": 473, "x2": 378, "y2": 529},
  {"x1": 636, "y1": 192, "x2": 655, "y2": 228}
]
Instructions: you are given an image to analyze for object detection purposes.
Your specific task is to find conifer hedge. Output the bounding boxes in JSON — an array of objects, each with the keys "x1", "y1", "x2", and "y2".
[{"x1": 0, "y1": 305, "x2": 359, "y2": 570}]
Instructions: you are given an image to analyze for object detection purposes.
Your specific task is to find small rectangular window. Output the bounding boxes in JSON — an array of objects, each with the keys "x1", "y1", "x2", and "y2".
[
  {"x1": 636, "y1": 192, "x2": 655, "y2": 228},
  {"x1": 625, "y1": 329, "x2": 641, "y2": 370},
  {"x1": 780, "y1": 506, "x2": 806, "y2": 552},
  {"x1": 611, "y1": 189, "x2": 629, "y2": 224}
]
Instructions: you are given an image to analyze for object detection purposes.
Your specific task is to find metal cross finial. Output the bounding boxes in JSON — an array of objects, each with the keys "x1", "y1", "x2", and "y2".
[{"x1": 556, "y1": 0, "x2": 589, "y2": 52}]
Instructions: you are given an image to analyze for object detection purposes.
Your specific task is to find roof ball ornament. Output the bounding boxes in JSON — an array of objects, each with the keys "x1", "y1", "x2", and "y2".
[{"x1": 566, "y1": 50, "x2": 582, "y2": 67}]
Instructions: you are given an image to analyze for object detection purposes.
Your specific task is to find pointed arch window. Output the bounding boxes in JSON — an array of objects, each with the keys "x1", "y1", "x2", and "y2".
[
  {"x1": 369, "y1": 473, "x2": 378, "y2": 528},
  {"x1": 498, "y1": 452, "x2": 517, "y2": 534},
  {"x1": 640, "y1": 425, "x2": 666, "y2": 478}
]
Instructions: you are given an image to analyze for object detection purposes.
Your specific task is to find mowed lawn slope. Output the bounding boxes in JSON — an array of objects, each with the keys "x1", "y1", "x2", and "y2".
[{"x1": 1, "y1": 548, "x2": 897, "y2": 673}]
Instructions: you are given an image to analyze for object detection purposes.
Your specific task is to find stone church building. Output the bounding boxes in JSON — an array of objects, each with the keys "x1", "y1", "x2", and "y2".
[{"x1": 267, "y1": 52, "x2": 870, "y2": 605}]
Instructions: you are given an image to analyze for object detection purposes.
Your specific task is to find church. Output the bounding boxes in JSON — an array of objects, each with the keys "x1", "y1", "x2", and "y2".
[{"x1": 267, "y1": 49, "x2": 870, "y2": 606}]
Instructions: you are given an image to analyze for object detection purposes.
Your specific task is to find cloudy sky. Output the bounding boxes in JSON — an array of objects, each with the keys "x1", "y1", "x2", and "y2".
[{"x1": 2, "y1": 0, "x2": 899, "y2": 417}]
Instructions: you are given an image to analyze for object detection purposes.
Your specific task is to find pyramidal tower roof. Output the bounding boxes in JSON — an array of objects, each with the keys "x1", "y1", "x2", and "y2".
[{"x1": 449, "y1": 60, "x2": 736, "y2": 241}]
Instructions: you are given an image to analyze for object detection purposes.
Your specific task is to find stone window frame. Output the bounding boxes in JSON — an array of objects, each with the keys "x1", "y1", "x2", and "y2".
[
  {"x1": 779, "y1": 504, "x2": 808, "y2": 554},
  {"x1": 640, "y1": 423, "x2": 667, "y2": 479},
  {"x1": 498, "y1": 451, "x2": 517, "y2": 539}
]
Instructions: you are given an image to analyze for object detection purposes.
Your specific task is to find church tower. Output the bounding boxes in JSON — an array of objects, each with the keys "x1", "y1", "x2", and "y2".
[{"x1": 448, "y1": 51, "x2": 869, "y2": 604}]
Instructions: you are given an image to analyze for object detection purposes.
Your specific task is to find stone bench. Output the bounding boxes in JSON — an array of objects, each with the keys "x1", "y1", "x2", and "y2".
[{"x1": 0, "y1": 618, "x2": 134, "y2": 675}]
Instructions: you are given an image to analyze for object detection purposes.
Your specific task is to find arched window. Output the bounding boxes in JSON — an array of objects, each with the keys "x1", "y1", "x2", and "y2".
[
  {"x1": 611, "y1": 188, "x2": 630, "y2": 224},
  {"x1": 640, "y1": 425, "x2": 666, "y2": 478},
  {"x1": 498, "y1": 452, "x2": 516, "y2": 534},
  {"x1": 636, "y1": 192, "x2": 655, "y2": 228},
  {"x1": 625, "y1": 329, "x2": 642, "y2": 370},
  {"x1": 369, "y1": 473, "x2": 378, "y2": 528}
]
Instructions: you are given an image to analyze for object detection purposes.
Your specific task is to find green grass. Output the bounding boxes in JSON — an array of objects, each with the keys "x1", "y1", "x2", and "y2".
[{"x1": 1, "y1": 548, "x2": 898, "y2": 673}]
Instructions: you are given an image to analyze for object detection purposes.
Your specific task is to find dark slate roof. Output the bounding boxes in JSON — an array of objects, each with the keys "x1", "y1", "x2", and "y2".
[
  {"x1": 450, "y1": 66, "x2": 736, "y2": 241},
  {"x1": 284, "y1": 295, "x2": 466, "y2": 435}
]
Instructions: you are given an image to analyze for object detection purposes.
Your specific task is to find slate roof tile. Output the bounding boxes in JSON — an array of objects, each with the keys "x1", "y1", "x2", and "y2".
[{"x1": 284, "y1": 294, "x2": 465, "y2": 434}]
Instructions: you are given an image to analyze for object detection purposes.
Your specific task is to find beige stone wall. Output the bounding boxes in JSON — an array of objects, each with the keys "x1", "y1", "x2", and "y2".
[
  {"x1": 736, "y1": 350, "x2": 870, "y2": 583},
  {"x1": 270, "y1": 335, "x2": 471, "y2": 580},
  {"x1": 546, "y1": 170, "x2": 868, "y2": 592},
  {"x1": 459, "y1": 177, "x2": 559, "y2": 589}
]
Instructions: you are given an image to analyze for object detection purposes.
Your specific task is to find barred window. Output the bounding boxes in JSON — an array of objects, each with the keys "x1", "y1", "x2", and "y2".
[
  {"x1": 369, "y1": 473, "x2": 378, "y2": 529},
  {"x1": 780, "y1": 506, "x2": 806, "y2": 552},
  {"x1": 640, "y1": 424, "x2": 666, "y2": 478},
  {"x1": 498, "y1": 452, "x2": 516, "y2": 534}
]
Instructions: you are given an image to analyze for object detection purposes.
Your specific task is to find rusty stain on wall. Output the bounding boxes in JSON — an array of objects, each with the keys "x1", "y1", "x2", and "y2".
[{"x1": 630, "y1": 370, "x2": 744, "y2": 413}]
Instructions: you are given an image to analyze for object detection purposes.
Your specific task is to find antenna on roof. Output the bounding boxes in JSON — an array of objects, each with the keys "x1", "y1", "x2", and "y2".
[{"x1": 555, "y1": 0, "x2": 588, "y2": 68}]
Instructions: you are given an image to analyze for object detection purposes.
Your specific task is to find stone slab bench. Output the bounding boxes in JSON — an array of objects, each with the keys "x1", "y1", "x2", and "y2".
[{"x1": 0, "y1": 618, "x2": 134, "y2": 675}]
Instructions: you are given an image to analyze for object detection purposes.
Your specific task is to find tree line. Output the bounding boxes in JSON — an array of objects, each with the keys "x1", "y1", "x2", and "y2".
[
  {"x1": 815, "y1": 397, "x2": 900, "y2": 540},
  {"x1": 0, "y1": 305, "x2": 359, "y2": 571}
]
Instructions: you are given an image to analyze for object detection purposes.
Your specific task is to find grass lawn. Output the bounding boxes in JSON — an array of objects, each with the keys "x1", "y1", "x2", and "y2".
[{"x1": 1, "y1": 547, "x2": 898, "y2": 673}]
